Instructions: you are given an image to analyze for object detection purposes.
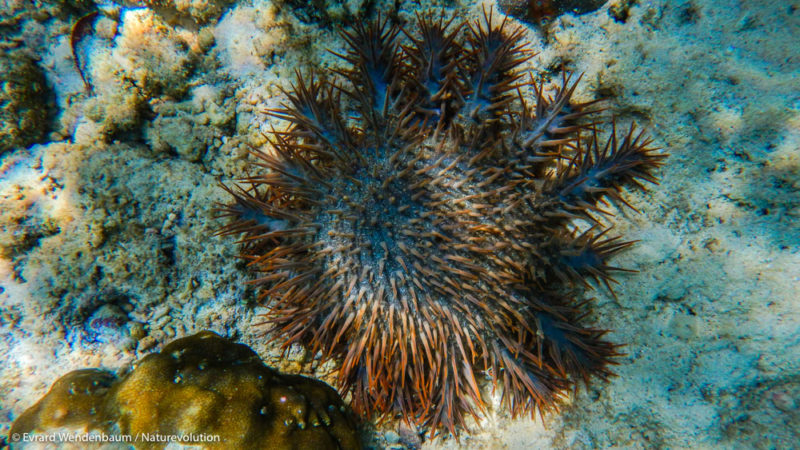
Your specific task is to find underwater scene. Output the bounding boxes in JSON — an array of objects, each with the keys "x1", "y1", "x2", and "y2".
[{"x1": 0, "y1": 0, "x2": 797, "y2": 448}]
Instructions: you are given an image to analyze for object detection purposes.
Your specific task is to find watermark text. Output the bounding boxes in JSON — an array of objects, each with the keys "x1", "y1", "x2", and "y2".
[{"x1": 10, "y1": 432, "x2": 221, "y2": 444}]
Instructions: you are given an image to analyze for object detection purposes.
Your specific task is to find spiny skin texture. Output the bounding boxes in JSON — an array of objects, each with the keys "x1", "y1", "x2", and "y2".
[{"x1": 219, "y1": 9, "x2": 666, "y2": 436}]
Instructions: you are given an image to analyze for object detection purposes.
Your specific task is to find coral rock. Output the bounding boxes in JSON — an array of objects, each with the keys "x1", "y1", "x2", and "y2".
[
  {"x1": 124, "y1": 0, "x2": 235, "y2": 26},
  {"x1": 0, "y1": 54, "x2": 51, "y2": 154},
  {"x1": 11, "y1": 331, "x2": 361, "y2": 449},
  {"x1": 497, "y1": 0, "x2": 606, "y2": 25}
]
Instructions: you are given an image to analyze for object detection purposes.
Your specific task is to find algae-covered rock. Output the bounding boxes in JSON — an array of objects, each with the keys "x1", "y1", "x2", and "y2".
[
  {"x1": 0, "y1": 0, "x2": 93, "y2": 26},
  {"x1": 497, "y1": 0, "x2": 606, "y2": 25},
  {"x1": 11, "y1": 331, "x2": 361, "y2": 449},
  {"x1": 0, "y1": 54, "x2": 51, "y2": 154},
  {"x1": 275, "y1": 0, "x2": 368, "y2": 24},
  {"x1": 119, "y1": 0, "x2": 235, "y2": 26},
  {"x1": 145, "y1": 84, "x2": 236, "y2": 162},
  {"x1": 150, "y1": 0, "x2": 235, "y2": 25}
]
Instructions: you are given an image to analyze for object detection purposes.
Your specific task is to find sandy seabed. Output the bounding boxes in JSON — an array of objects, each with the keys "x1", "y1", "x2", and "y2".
[{"x1": 1, "y1": 0, "x2": 798, "y2": 448}]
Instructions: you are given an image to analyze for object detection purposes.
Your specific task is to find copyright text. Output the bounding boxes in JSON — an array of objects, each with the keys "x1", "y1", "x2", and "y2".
[{"x1": 10, "y1": 432, "x2": 221, "y2": 444}]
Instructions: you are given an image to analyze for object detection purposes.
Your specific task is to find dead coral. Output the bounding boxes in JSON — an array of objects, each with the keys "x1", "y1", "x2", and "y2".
[{"x1": 0, "y1": 53, "x2": 52, "y2": 154}]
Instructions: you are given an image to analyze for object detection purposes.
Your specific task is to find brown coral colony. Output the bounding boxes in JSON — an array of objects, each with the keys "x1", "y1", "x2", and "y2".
[{"x1": 218, "y1": 8, "x2": 665, "y2": 436}]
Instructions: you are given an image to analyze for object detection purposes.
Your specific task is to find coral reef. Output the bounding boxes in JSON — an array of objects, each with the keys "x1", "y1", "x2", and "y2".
[
  {"x1": 274, "y1": 0, "x2": 369, "y2": 25},
  {"x1": 97, "y1": 9, "x2": 193, "y2": 94},
  {"x1": 2, "y1": 0, "x2": 795, "y2": 447},
  {"x1": 0, "y1": 0, "x2": 93, "y2": 27},
  {"x1": 497, "y1": 0, "x2": 606, "y2": 26},
  {"x1": 10, "y1": 331, "x2": 361, "y2": 449},
  {"x1": 10, "y1": 369, "x2": 116, "y2": 437},
  {"x1": 219, "y1": 9, "x2": 665, "y2": 436},
  {"x1": 120, "y1": 0, "x2": 236, "y2": 27},
  {"x1": 145, "y1": 84, "x2": 237, "y2": 162},
  {"x1": 71, "y1": 8, "x2": 205, "y2": 142},
  {"x1": 0, "y1": 53, "x2": 51, "y2": 154}
]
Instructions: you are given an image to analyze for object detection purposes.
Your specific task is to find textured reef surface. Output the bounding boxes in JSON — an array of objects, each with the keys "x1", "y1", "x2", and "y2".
[
  {"x1": 11, "y1": 331, "x2": 361, "y2": 449},
  {"x1": 0, "y1": 54, "x2": 52, "y2": 155},
  {"x1": 0, "y1": 0, "x2": 798, "y2": 448},
  {"x1": 219, "y1": 8, "x2": 664, "y2": 436}
]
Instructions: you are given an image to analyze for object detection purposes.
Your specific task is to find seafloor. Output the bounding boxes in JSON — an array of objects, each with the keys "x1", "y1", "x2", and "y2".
[{"x1": 0, "y1": 0, "x2": 797, "y2": 448}]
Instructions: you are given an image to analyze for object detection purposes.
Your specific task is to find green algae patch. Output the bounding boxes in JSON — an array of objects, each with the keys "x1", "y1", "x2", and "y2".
[{"x1": 10, "y1": 331, "x2": 361, "y2": 449}]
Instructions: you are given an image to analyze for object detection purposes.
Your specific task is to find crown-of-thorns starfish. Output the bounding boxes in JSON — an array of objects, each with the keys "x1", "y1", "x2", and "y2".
[{"x1": 218, "y1": 8, "x2": 666, "y2": 437}]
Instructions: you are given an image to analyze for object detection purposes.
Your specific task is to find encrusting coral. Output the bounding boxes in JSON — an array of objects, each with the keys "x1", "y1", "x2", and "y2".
[
  {"x1": 218, "y1": 8, "x2": 666, "y2": 437},
  {"x1": 10, "y1": 331, "x2": 361, "y2": 449}
]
